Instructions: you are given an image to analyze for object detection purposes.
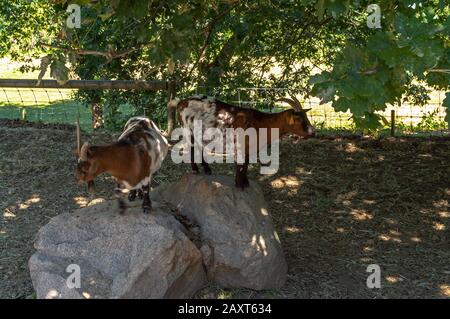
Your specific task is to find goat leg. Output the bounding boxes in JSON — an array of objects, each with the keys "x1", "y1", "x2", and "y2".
[
  {"x1": 117, "y1": 198, "x2": 126, "y2": 215},
  {"x1": 115, "y1": 184, "x2": 127, "y2": 214},
  {"x1": 190, "y1": 135, "x2": 200, "y2": 174},
  {"x1": 201, "y1": 159, "x2": 212, "y2": 175},
  {"x1": 137, "y1": 189, "x2": 144, "y2": 200},
  {"x1": 202, "y1": 152, "x2": 211, "y2": 175},
  {"x1": 142, "y1": 183, "x2": 152, "y2": 214},
  {"x1": 235, "y1": 155, "x2": 249, "y2": 189}
]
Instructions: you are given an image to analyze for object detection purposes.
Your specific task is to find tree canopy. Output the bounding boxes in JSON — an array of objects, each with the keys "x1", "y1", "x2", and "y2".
[{"x1": 0, "y1": 0, "x2": 448, "y2": 129}]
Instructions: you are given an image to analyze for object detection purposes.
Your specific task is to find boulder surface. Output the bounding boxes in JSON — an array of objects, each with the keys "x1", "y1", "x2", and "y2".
[
  {"x1": 29, "y1": 200, "x2": 206, "y2": 299},
  {"x1": 152, "y1": 174, "x2": 287, "y2": 290}
]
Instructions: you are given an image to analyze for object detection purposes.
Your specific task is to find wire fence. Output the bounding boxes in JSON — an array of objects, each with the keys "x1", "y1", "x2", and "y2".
[
  {"x1": 194, "y1": 86, "x2": 449, "y2": 135},
  {"x1": 0, "y1": 87, "x2": 93, "y2": 130},
  {"x1": 0, "y1": 86, "x2": 448, "y2": 136}
]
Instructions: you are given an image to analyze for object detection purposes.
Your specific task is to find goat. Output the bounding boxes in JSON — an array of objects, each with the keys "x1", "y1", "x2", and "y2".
[
  {"x1": 174, "y1": 95, "x2": 315, "y2": 188},
  {"x1": 75, "y1": 117, "x2": 168, "y2": 214}
]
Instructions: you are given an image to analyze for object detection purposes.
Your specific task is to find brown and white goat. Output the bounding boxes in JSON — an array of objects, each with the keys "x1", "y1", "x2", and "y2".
[
  {"x1": 75, "y1": 117, "x2": 168, "y2": 213},
  {"x1": 175, "y1": 95, "x2": 315, "y2": 188}
]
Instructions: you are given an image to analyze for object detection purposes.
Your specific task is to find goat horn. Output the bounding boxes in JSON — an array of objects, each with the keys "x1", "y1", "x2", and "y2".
[
  {"x1": 76, "y1": 116, "x2": 81, "y2": 155},
  {"x1": 80, "y1": 142, "x2": 89, "y2": 161},
  {"x1": 275, "y1": 98, "x2": 301, "y2": 112},
  {"x1": 290, "y1": 95, "x2": 303, "y2": 111}
]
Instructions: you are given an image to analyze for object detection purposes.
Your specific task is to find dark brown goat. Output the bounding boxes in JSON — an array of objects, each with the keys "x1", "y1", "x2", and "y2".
[{"x1": 175, "y1": 95, "x2": 315, "y2": 188}]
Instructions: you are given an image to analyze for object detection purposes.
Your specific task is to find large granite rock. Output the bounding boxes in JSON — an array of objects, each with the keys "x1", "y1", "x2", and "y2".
[
  {"x1": 152, "y1": 174, "x2": 287, "y2": 290},
  {"x1": 29, "y1": 200, "x2": 206, "y2": 299},
  {"x1": 29, "y1": 174, "x2": 287, "y2": 298}
]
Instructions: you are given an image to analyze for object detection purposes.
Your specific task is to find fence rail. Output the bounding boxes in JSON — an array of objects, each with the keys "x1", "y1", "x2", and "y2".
[
  {"x1": 0, "y1": 79, "x2": 168, "y2": 90},
  {"x1": 0, "y1": 78, "x2": 177, "y2": 133}
]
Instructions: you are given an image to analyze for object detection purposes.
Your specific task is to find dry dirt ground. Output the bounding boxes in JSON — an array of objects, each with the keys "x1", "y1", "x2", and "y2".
[{"x1": 0, "y1": 120, "x2": 449, "y2": 299}]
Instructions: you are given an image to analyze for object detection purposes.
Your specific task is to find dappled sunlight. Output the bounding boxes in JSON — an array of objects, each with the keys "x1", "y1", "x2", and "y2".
[
  {"x1": 251, "y1": 234, "x2": 268, "y2": 256},
  {"x1": 82, "y1": 292, "x2": 91, "y2": 299},
  {"x1": 45, "y1": 289, "x2": 59, "y2": 299},
  {"x1": 260, "y1": 208, "x2": 269, "y2": 216},
  {"x1": 74, "y1": 196, "x2": 89, "y2": 207},
  {"x1": 386, "y1": 276, "x2": 404, "y2": 284},
  {"x1": 270, "y1": 175, "x2": 302, "y2": 189},
  {"x1": 18, "y1": 195, "x2": 41, "y2": 210},
  {"x1": 432, "y1": 222, "x2": 446, "y2": 231},
  {"x1": 440, "y1": 284, "x2": 450, "y2": 297},
  {"x1": 73, "y1": 196, "x2": 106, "y2": 208},
  {"x1": 344, "y1": 143, "x2": 363, "y2": 153},
  {"x1": 378, "y1": 233, "x2": 402, "y2": 243},
  {"x1": 88, "y1": 198, "x2": 106, "y2": 206},
  {"x1": 284, "y1": 226, "x2": 301, "y2": 233},
  {"x1": 3, "y1": 207, "x2": 16, "y2": 219},
  {"x1": 335, "y1": 143, "x2": 364, "y2": 153},
  {"x1": 437, "y1": 211, "x2": 449, "y2": 218},
  {"x1": 389, "y1": 230, "x2": 401, "y2": 236},
  {"x1": 432, "y1": 199, "x2": 448, "y2": 209},
  {"x1": 410, "y1": 236, "x2": 422, "y2": 243},
  {"x1": 350, "y1": 209, "x2": 373, "y2": 221}
]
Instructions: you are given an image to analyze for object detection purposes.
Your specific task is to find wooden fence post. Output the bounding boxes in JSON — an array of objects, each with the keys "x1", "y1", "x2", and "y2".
[{"x1": 167, "y1": 80, "x2": 177, "y2": 136}]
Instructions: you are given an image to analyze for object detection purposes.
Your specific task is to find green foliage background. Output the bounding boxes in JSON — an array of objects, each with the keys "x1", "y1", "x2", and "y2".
[{"x1": 0, "y1": 0, "x2": 448, "y2": 130}]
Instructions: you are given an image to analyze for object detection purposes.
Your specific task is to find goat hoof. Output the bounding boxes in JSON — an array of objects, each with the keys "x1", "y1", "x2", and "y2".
[
  {"x1": 118, "y1": 199, "x2": 127, "y2": 213},
  {"x1": 235, "y1": 181, "x2": 250, "y2": 189},
  {"x1": 128, "y1": 192, "x2": 137, "y2": 202},
  {"x1": 204, "y1": 168, "x2": 212, "y2": 175},
  {"x1": 143, "y1": 207, "x2": 151, "y2": 214}
]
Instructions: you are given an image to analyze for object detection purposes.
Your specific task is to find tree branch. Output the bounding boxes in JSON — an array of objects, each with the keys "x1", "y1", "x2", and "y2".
[
  {"x1": 187, "y1": 2, "x2": 240, "y2": 79},
  {"x1": 39, "y1": 43, "x2": 144, "y2": 61}
]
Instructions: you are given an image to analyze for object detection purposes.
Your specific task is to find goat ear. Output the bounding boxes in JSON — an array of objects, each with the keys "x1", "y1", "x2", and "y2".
[{"x1": 303, "y1": 108, "x2": 311, "y2": 113}]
